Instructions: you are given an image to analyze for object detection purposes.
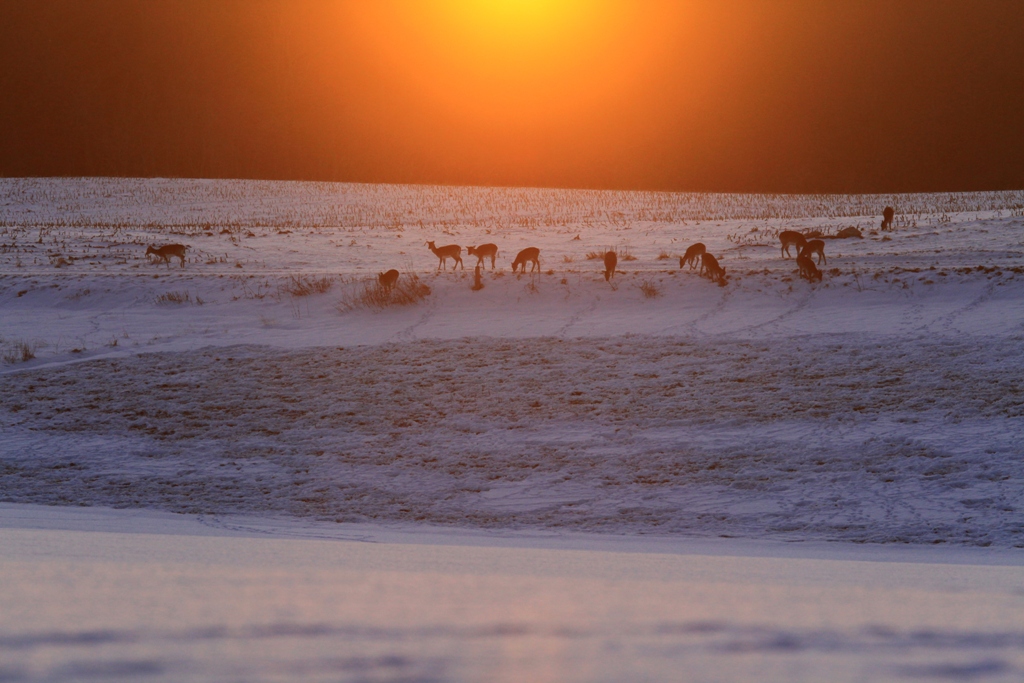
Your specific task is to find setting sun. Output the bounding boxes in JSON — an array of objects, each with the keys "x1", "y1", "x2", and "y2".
[
  {"x1": 441, "y1": 0, "x2": 583, "y2": 42},
  {"x1": 348, "y1": 0, "x2": 676, "y2": 131}
]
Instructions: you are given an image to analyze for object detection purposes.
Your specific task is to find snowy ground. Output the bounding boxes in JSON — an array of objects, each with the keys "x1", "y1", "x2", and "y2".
[
  {"x1": 1, "y1": 178, "x2": 1023, "y2": 546},
  {"x1": 3, "y1": 503, "x2": 1024, "y2": 683}
]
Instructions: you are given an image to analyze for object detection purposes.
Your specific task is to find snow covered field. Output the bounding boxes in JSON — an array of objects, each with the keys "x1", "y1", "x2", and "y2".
[
  {"x1": 3, "y1": 503, "x2": 1024, "y2": 683},
  {"x1": 1, "y1": 178, "x2": 1024, "y2": 681},
  {"x1": 2, "y1": 178, "x2": 1022, "y2": 546}
]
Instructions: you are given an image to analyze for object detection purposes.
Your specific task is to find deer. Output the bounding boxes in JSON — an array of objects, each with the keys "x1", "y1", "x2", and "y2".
[
  {"x1": 800, "y1": 239, "x2": 826, "y2": 265},
  {"x1": 378, "y1": 269, "x2": 399, "y2": 290},
  {"x1": 511, "y1": 247, "x2": 541, "y2": 274},
  {"x1": 467, "y1": 243, "x2": 498, "y2": 270},
  {"x1": 779, "y1": 231, "x2": 807, "y2": 259},
  {"x1": 700, "y1": 252, "x2": 727, "y2": 285},
  {"x1": 836, "y1": 226, "x2": 863, "y2": 239},
  {"x1": 425, "y1": 241, "x2": 463, "y2": 271},
  {"x1": 679, "y1": 242, "x2": 706, "y2": 270},
  {"x1": 797, "y1": 252, "x2": 822, "y2": 282},
  {"x1": 146, "y1": 244, "x2": 188, "y2": 268},
  {"x1": 603, "y1": 250, "x2": 617, "y2": 281},
  {"x1": 881, "y1": 206, "x2": 895, "y2": 231}
]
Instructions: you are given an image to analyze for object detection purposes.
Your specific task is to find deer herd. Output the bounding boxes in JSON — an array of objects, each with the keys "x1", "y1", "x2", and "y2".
[
  {"x1": 413, "y1": 223, "x2": 845, "y2": 288},
  {"x1": 412, "y1": 207, "x2": 892, "y2": 287},
  {"x1": 144, "y1": 207, "x2": 896, "y2": 290}
]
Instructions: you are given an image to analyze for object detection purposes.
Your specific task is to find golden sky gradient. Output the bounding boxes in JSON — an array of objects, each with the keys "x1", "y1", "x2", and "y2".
[{"x1": 1, "y1": 0, "x2": 1023, "y2": 192}]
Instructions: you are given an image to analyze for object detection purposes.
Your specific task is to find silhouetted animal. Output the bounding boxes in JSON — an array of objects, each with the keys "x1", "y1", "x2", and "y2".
[
  {"x1": 378, "y1": 269, "x2": 399, "y2": 290},
  {"x1": 836, "y1": 226, "x2": 863, "y2": 239},
  {"x1": 603, "y1": 251, "x2": 617, "y2": 281},
  {"x1": 679, "y1": 242, "x2": 706, "y2": 270},
  {"x1": 881, "y1": 206, "x2": 895, "y2": 230},
  {"x1": 425, "y1": 241, "x2": 463, "y2": 271},
  {"x1": 467, "y1": 243, "x2": 498, "y2": 270},
  {"x1": 800, "y1": 239, "x2": 826, "y2": 265},
  {"x1": 146, "y1": 244, "x2": 188, "y2": 268},
  {"x1": 779, "y1": 231, "x2": 807, "y2": 259},
  {"x1": 700, "y1": 252, "x2": 726, "y2": 285},
  {"x1": 511, "y1": 247, "x2": 541, "y2": 274},
  {"x1": 796, "y1": 253, "x2": 822, "y2": 282}
]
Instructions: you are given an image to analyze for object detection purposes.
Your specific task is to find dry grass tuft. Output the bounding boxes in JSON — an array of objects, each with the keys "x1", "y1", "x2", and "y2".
[
  {"x1": 156, "y1": 291, "x2": 194, "y2": 305},
  {"x1": 283, "y1": 274, "x2": 334, "y2": 296},
  {"x1": 656, "y1": 251, "x2": 672, "y2": 260},
  {"x1": 593, "y1": 246, "x2": 637, "y2": 261},
  {"x1": 337, "y1": 273, "x2": 431, "y2": 312},
  {"x1": 639, "y1": 281, "x2": 661, "y2": 298},
  {"x1": 1, "y1": 338, "x2": 44, "y2": 364}
]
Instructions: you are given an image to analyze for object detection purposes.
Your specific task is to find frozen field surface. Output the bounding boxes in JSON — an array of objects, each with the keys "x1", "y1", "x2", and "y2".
[
  {"x1": 2, "y1": 335, "x2": 1023, "y2": 545},
  {"x1": 1, "y1": 178, "x2": 1023, "y2": 547},
  {"x1": 2, "y1": 503, "x2": 1024, "y2": 683}
]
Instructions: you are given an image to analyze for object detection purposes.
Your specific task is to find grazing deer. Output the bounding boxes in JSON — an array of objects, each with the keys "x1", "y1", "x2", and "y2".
[
  {"x1": 378, "y1": 269, "x2": 399, "y2": 290},
  {"x1": 146, "y1": 244, "x2": 188, "y2": 268},
  {"x1": 467, "y1": 243, "x2": 498, "y2": 270},
  {"x1": 836, "y1": 226, "x2": 863, "y2": 239},
  {"x1": 425, "y1": 241, "x2": 463, "y2": 271},
  {"x1": 700, "y1": 252, "x2": 727, "y2": 285},
  {"x1": 779, "y1": 231, "x2": 807, "y2": 259},
  {"x1": 603, "y1": 250, "x2": 617, "y2": 281},
  {"x1": 797, "y1": 253, "x2": 822, "y2": 282},
  {"x1": 511, "y1": 247, "x2": 541, "y2": 274},
  {"x1": 679, "y1": 242, "x2": 706, "y2": 270},
  {"x1": 881, "y1": 206, "x2": 895, "y2": 230},
  {"x1": 800, "y1": 239, "x2": 826, "y2": 265}
]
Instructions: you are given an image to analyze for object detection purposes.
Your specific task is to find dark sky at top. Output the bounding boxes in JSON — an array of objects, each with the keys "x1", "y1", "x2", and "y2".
[{"x1": 1, "y1": 0, "x2": 1022, "y2": 194}]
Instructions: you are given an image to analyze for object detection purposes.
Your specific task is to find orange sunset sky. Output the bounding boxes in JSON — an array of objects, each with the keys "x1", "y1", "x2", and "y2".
[{"x1": 1, "y1": 0, "x2": 1023, "y2": 193}]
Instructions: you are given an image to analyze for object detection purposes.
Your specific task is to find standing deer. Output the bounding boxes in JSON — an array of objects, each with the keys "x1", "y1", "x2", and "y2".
[
  {"x1": 679, "y1": 242, "x2": 706, "y2": 270},
  {"x1": 800, "y1": 239, "x2": 827, "y2": 265},
  {"x1": 378, "y1": 269, "x2": 400, "y2": 290},
  {"x1": 700, "y1": 252, "x2": 727, "y2": 285},
  {"x1": 603, "y1": 251, "x2": 617, "y2": 281},
  {"x1": 881, "y1": 206, "x2": 895, "y2": 230},
  {"x1": 779, "y1": 231, "x2": 807, "y2": 259},
  {"x1": 425, "y1": 241, "x2": 463, "y2": 271},
  {"x1": 146, "y1": 244, "x2": 188, "y2": 268},
  {"x1": 467, "y1": 243, "x2": 498, "y2": 270},
  {"x1": 797, "y1": 253, "x2": 822, "y2": 282},
  {"x1": 511, "y1": 247, "x2": 541, "y2": 274}
]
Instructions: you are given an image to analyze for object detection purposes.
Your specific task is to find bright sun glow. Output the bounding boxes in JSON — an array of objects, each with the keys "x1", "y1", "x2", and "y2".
[
  {"x1": 442, "y1": 0, "x2": 580, "y2": 39},
  {"x1": 436, "y1": 0, "x2": 594, "y2": 60},
  {"x1": 349, "y1": 1, "x2": 677, "y2": 130}
]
